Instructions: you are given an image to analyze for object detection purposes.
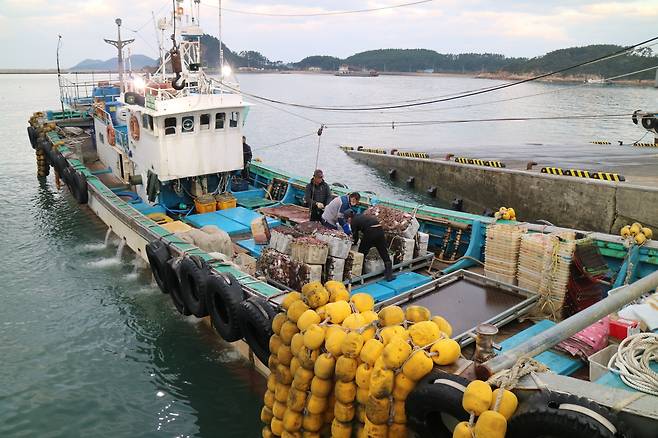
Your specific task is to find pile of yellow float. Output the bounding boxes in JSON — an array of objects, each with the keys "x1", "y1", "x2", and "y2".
[
  {"x1": 494, "y1": 207, "x2": 517, "y2": 221},
  {"x1": 261, "y1": 280, "x2": 461, "y2": 438},
  {"x1": 620, "y1": 222, "x2": 653, "y2": 245},
  {"x1": 453, "y1": 380, "x2": 518, "y2": 438}
]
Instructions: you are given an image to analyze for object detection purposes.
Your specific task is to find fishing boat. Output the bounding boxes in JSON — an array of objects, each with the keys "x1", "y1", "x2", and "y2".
[{"x1": 25, "y1": 3, "x2": 657, "y2": 437}]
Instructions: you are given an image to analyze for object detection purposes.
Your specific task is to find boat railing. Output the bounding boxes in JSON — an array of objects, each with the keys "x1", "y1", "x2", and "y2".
[
  {"x1": 91, "y1": 102, "x2": 129, "y2": 153},
  {"x1": 59, "y1": 72, "x2": 120, "y2": 109},
  {"x1": 141, "y1": 76, "x2": 240, "y2": 102}
]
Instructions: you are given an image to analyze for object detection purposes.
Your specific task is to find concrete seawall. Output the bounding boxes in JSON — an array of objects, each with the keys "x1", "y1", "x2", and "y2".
[{"x1": 346, "y1": 151, "x2": 658, "y2": 234}]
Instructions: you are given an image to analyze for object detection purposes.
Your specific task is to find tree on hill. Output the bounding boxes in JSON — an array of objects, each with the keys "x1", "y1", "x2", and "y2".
[{"x1": 294, "y1": 55, "x2": 342, "y2": 70}]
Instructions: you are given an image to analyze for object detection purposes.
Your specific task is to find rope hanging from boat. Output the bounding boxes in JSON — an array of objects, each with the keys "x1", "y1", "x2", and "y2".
[{"x1": 607, "y1": 333, "x2": 658, "y2": 396}]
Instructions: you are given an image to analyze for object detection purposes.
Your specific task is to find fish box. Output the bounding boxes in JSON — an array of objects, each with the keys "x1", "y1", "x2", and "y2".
[
  {"x1": 314, "y1": 231, "x2": 352, "y2": 259},
  {"x1": 324, "y1": 256, "x2": 346, "y2": 282},
  {"x1": 251, "y1": 217, "x2": 271, "y2": 245},
  {"x1": 291, "y1": 237, "x2": 329, "y2": 265},
  {"x1": 235, "y1": 253, "x2": 257, "y2": 276},
  {"x1": 215, "y1": 193, "x2": 237, "y2": 210},
  {"x1": 415, "y1": 232, "x2": 429, "y2": 256}
]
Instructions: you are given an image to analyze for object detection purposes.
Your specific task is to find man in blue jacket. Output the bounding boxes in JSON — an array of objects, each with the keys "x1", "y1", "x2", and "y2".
[{"x1": 321, "y1": 192, "x2": 360, "y2": 233}]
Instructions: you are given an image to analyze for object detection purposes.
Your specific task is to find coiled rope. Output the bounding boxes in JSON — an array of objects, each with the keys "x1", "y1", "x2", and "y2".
[{"x1": 607, "y1": 333, "x2": 658, "y2": 396}]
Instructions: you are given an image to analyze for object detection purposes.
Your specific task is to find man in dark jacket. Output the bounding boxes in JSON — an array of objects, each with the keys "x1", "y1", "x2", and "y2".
[
  {"x1": 345, "y1": 209, "x2": 396, "y2": 281},
  {"x1": 242, "y1": 136, "x2": 252, "y2": 179},
  {"x1": 304, "y1": 169, "x2": 331, "y2": 221}
]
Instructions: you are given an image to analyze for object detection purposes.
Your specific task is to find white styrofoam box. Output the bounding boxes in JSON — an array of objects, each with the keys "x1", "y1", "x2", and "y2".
[
  {"x1": 417, "y1": 232, "x2": 429, "y2": 254},
  {"x1": 402, "y1": 218, "x2": 420, "y2": 239},
  {"x1": 235, "y1": 253, "x2": 257, "y2": 276},
  {"x1": 364, "y1": 257, "x2": 385, "y2": 274},
  {"x1": 315, "y1": 233, "x2": 351, "y2": 259},
  {"x1": 325, "y1": 257, "x2": 346, "y2": 282},
  {"x1": 308, "y1": 264, "x2": 323, "y2": 283},
  {"x1": 291, "y1": 242, "x2": 328, "y2": 265},
  {"x1": 401, "y1": 237, "x2": 415, "y2": 262},
  {"x1": 269, "y1": 230, "x2": 281, "y2": 249},
  {"x1": 277, "y1": 232, "x2": 295, "y2": 254}
]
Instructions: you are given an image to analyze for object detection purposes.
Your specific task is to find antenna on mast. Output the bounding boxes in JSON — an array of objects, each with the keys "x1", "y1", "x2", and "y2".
[
  {"x1": 56, "y1": 35, "x2": 65, "y2": 113},
  {"x1": 104, "y1": 18, "x2": 134, "y2": 92}
]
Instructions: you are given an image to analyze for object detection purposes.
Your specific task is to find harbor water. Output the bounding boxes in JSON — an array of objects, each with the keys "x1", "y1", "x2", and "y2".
[{"x1": 1, "y1": 73, "x2": 656, "y2": 437}]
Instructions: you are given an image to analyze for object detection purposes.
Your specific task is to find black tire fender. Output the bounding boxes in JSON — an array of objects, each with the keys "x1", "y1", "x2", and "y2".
[
  {"x1": 238, "y1": 296, "x2": 277, "y2": 366},
  {"x1": 146, "y1": 240, "x2": 171, "y2": 294},
  {"x1": 166, "y1": 257, "x2": 191, "y2": 316},
  {"x1": 641, "y1": 115, "x2": 656, "y2": 131},
  {"x1": 27, "y1": 126, "x2": 38, "y2": 149},
  {"x1": 52, "y1": 154, "x2": 68, "y2": 176},
  {"x1": 207, "y1": 273, "x2": 244, "y2": 342},
  {"x1": 507, "y1": 391, "x2": 633, "y2": 438},
  {"x1": 72, "y1": 170, "x2": 88, "y2": 204},
  {"x1": 406, "y1": 371, "x2": 471, "y2": 438},
  {"x1": 178, "y1": 255, "x2": 210, "y2": 317}
]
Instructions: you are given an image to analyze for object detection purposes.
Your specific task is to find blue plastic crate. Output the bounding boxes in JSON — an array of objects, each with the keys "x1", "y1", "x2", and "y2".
[
  {"x1": 353, "y1": 283, "x2": 397, "y2": 302},
  {"x1": 377, "y1": 272, "x2": 430, "y2": 294},
  {"x1": 184, "y1": 212, "x2": 250, "y2": 235},
  {"x1": 216, "y1": 206, "x2": 281, "y2": 228},
  {"x1": 236, "y1": 239, "x2": 267, "y2": 257}
]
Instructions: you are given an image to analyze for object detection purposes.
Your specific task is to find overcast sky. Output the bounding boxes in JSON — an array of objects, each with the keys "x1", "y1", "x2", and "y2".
[{"x1": 2, "y1": 0, "x2": 657, "y2": 68}]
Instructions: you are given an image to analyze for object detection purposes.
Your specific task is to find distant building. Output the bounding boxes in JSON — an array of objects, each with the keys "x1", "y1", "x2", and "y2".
[{"x1": 308, "y1": 67, "x2": 322, "y2": 72}]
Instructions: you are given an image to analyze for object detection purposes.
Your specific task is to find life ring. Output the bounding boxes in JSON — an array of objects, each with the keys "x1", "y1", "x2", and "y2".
[
  {"x1": 27, "y1": 126, "x2": 38, "y2": 149},
  {"x1": 641, "y1": 115, "x2": 656, "y2": 131},
  {"x1": 165, "y1": 257, "x2": 191, "y2": 315},
  {"x1": 107, "y1": 125, "x2": 116, "y2": 146},
  {"x1": 207, "y1": 272, "x2": 244, "y2": 342},
  {"x1": 178, "y1": 255, "x2": 210, "y2": 317},
  {"x1": 238, "y1": 296, "x2": 277, "y2": 365},
  {"x1": 130, "y1": 115, "x2": 140, "y2": 141},
  {"x1": 146, "y1": 240, "x2": 171, "y2": 294},
  {"x1": 508, "y1": 391, "x2": 631, "y2": 438},
  {"x1": 406, "y1": 371, "x2": 471, "y2": 438}
]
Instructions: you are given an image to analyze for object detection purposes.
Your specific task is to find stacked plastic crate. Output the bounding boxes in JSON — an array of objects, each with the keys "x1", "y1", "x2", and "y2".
[{"x1": 484, "y1": 223, "x2": 526, "y2": 284}]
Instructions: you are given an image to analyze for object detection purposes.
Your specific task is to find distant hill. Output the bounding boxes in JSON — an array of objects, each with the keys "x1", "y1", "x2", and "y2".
[{"x1": 70, "y1": 54, "x2": 157, "y2": 71}]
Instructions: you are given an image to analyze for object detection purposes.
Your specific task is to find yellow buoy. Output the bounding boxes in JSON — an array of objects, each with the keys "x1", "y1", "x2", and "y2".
[
  {"x1": 291, "y1": 367, "x2": 314, "y2": 392},
  {"x1": 276, "y1": 364, "x2": 293, "y2": 385},
  {"x1": 272, "y1": 400, "x2": 286, "y2": 419},
  {"x1": 303, "y1": 324, "x2": 326, "y2": 350},
  {"x1": 287, "y1": 300, "x2": 310, "y2": 323},
  {"x1": 282, "y1": 409, "x2": 303, "y2": 432},
  {"x1": 365, "y1": 395, "x2": 390, "y2": 425},
  {"x1": 341, "y1": 331, "x2": 365, "y2": 358},
  {"x1": 260, "y1": 406, "x2": 274, "y2": 424},
  {"x1": 302, "y1": 413, "x2": 323, "y2": 433},
  {"x1": 310, "y1": 376, "x2": 333, "y2": 397},
  {"x1": 326, "y1": 280, "x2": 350, "y2": 302},
  {"x1": 401, "y1": 349, "x2": 434, "y2": 381},
  {"x1": 335, "y1": 356, "x2": 359, "y2": 382},
  {"x1": 269, "y1": 334, "x2": 283, "y2": 356},
  {"x1": 364, "y1": 419, "x2": 388, "y2": 438},
  {"x1": 629, "y1": 223, "x2": 641, "y2": 236},
  {"x1": 408, "y1": 320, "x2": 441, "y2": 346},
  {"x1": 325, "y1": 300, "x2": 352, "y2": 324},
  {"x1": 452, "y1": 421, "x2": 472, "y2": 438},
  {"x1": 277, "y1": 344, "x2": 293, "y2": 366},
  {"x1": 263, "y1": 390, "x2": 275, "y2": 408},
  {"x1": 620, "y1": 225, "x2": 631, "y2": 238},
  {"x1": 280, "y1": 320, "x2": 300, "y2": 345},
  {"x1": 360, "y1": 339, "x2": 385, "y2": 366},
  {"x1": 490, "y1": 388, "x2": 518, "y2": 420},
  {"x1": 302, "y1": 281, "x2": 330, "y2": 309},
  {"x1": 274, "y1": 382, "x2": 290, "y2": 403},
  {"x1": 380, "y1": 326, "x2": 409, "y2": 345},
  {"x1": 642, "y1": 227, "x2": 653, "y2": 239},
  {"x1": 297, "y1": 346, "x2": 319, "y2": 370},
  {"x1": 334, "y1": 401, "x2": 356, "y2": 423},
  {"x1": 430, "y1": 338, "x2": 461, "y2": 365},
  {"x1": 405, "y1": 305, "x2": 431, "y2": 323},
  {"x1": 473, "y1": 410, "x2": 507, "y2": 438},
  {"x1": 286, "y1": 388, "x2": 307, "y2": 412},
  {"x1": 290, "y1": 333, "x2": 304, "y2": 356},
  {"x1": 350, "y1": 293, "x2": 375, "y2": 312},
  {"x1": 392, "y1": 372, "x2": 416, "y2": 400},
  {"x1": 635, "y1": 232, "x2": 647, "y2": 245},
  {"x1": 297, "y1": 309, "x2": 321, "y2": 331},
  {"x1": 281, "y1": 291, "x2": 302, "y2": 311},
  {"x1": 462, "y1": 380, "x2": 493, "y2": 416},
  {"x1": 306, "y1": 395, "x2": 328, "y2": 415},
  {"x1": 382, "y1": 336, "x2": 412, "y2": 369},
  {"x1": 272, "y1": 313, "x2": 287, "y2": 335},
  {"x1": 378, "y1": 306, "x2": 405, "y2": 326},
  {"x1": 330, "y1": 419, "x2": 352, "y2": 438},
  {"x1": 369, "y1": 367, "x2": 395, "y2": 398},
  {"x1": 325, "y1": 327, "x2": 348, "y2": 357},
  {"x1": 314, "y1": 353, "x2": 336, "y2": 379},
  {"x1": 431, "y1": 315, "x2": 453, "y2": 338},
  {"x1": 334, "y1": 380, "x2": 356, "y2": 404},
  {"x1": 342, "y1": 313, "x2": 367, "y2": 331},
  {"x1": 270, "y1": 417, "x2": 284, "y2": 436},
  {"x1": 356, "y1": 363, "x2": 372, "y2": 388}
]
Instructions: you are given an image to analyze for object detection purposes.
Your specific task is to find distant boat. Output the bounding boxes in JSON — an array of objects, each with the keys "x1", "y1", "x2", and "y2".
[{"x1": 335, "y1": 64, "x2": 379, "y2": 77}]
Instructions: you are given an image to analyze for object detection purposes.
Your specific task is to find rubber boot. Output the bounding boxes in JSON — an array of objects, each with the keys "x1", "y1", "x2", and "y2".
[{"x1": 384, "y1": 261, "x2": 396, "y2": 282}]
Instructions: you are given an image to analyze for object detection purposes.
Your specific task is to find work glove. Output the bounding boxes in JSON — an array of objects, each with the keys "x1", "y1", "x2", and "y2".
[
  {"x1": 342, "y1": 223, "x2": 352, "y2": 235},
  {"x1": 316, "y1": 202, "x2": 324, "y2": 209}
]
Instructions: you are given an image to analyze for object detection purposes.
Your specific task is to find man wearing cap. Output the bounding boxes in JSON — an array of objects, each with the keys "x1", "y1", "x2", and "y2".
[
  {"x1": 304, "y1": 169, "x2": 332, "y2": 221},
  {"x1": 344, "y1": 209, "x2": 396, "y2": 282}
]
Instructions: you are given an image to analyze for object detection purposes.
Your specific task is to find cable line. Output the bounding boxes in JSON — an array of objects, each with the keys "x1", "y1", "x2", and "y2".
[
  {"x1": 200, "y1": 0, "x2": 435, "y2": 17},
  {"x1": 254, "y1": 132, "x2": 318, "y2": 151},
  {"x1": 220, "y1": 35, "x2": 658, "y2": 111}
]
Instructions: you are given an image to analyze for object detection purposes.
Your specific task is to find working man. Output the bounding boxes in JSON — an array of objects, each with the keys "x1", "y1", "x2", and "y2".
[
  {"x1": 242, "y1": 136, "x2": 252, "y2": 179},
  {"x1": 344, "y1": 209, "x2": 396, "y2": 282},
  {"x1": 321, "y1": 192, "x2": 361, "y2": 233},
  {"x1": 304, "y1": 169, "x2": 332, "y2": 222}
]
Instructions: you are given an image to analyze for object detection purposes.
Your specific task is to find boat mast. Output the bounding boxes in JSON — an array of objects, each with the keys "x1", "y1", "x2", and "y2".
[
  {"x1": 218, "y1": 0, "x2": 223, "y2": 73},
  {"x1": 104, "y1": 18, "x2": 134, "y2": 92},
  {"x1": 56, "y1": 35, "x2": 64, "y2": 113}
]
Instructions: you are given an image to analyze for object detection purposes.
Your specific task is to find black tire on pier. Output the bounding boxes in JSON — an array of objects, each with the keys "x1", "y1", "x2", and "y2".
[
  {"x1": 145, "y1": 240, "x2": 171, "y2": 294},
  {"x1": 178, "y1": 255, "x2": 210, "y2": 318},
  {"x1": 507, "y1": 391, "x2": 633, "y2": 438},
  {"x1": 27, "y1": 126, "x2": 38, "y2": 149},
  {"x1": 165, "y1": 257, "x2": 191, "y2": 316},
  {"x1": 207, "y1": 273, "x2": 244, "y2": 342},
  {"x1": 406, "y1": 371, "x2": 471, "y2": 438},
  {"x1": 238, "y1": 296, "x2": 277, "y2": 366}
]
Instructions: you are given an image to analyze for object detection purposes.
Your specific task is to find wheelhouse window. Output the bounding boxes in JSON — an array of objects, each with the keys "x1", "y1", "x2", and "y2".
[
  {"x1": 182, "y1": 115, "x2": 195, "y2": 134},
  {"x1": 200, "y1": 114, "x2": 210, "y2": 130},
  {"x1": 142, "y1": 114, "x2": 154, "y2": 131},
  {"x1": 215, "y1": 112, "x2": 225, "y2": 129},
  {"x1": 164, "y1": 117, "x2": 177, "y2": 135},
  {"x1": 229, "y1": 111, "x2": 239, "y2": 128}
]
